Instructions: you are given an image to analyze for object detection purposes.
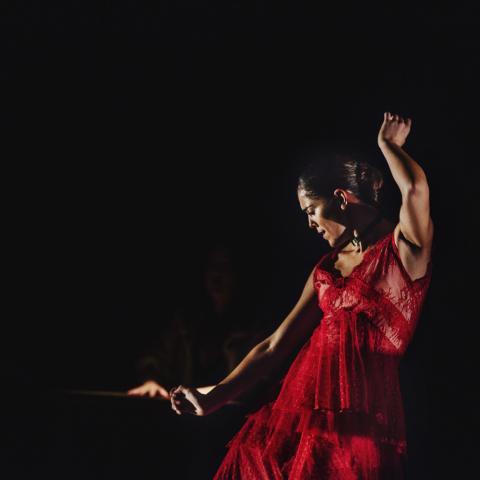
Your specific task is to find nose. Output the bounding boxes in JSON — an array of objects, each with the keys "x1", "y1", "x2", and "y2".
[{"x1": 308, "y1": 217, "x2": 316, "y2": 229}]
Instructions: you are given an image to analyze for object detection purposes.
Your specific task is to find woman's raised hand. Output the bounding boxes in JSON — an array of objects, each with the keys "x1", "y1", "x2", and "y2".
[
  {"x1": 378, "y1": 112, "x2": 412, "y2": 148},
  {"x1": 127, "y1": 380, "x2": 170, "y2": 400},
  {"x1": 169, "y1": 385, "x2": 217, "y2": 416}
]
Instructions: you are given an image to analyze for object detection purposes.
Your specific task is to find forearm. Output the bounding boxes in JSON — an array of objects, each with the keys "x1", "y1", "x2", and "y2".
[
  {"x1": 204, "y1": 340, "x2": 275, "y2": 407},
  {"x1": 378, "y1": 140, "x2": 428, "y2": 194},
  {"x1": 196, "y1": 385, "x2": 216, "y2": 394}
]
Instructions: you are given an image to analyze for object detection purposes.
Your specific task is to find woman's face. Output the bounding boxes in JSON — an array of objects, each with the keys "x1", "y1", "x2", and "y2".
[
  {"x1": 297, "y1": 188, "x2": 349, "y2": 248},
  {"x1": 203, "y1": 247, "x2": 236, "y2": 303}
]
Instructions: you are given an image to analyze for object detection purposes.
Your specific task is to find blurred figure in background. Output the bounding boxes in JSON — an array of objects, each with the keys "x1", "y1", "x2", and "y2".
[{"x1": 127, "y1": 241, "x2": 271, "y2": 407}]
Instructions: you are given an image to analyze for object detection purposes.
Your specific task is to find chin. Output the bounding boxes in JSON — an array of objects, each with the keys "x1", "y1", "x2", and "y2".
[{"x1": 328, "y1": 236, "x2": 340, "y2": 248}]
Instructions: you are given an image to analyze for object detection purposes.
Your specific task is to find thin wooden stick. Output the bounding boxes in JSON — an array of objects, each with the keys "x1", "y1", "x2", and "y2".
[{"x1": 58, "y1": 388, "x2": 167, "y2": 400}]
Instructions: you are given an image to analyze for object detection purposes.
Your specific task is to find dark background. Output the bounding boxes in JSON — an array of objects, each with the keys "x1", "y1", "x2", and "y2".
[{"x1": 3, "y1": 2, "x2": 479, "y2": 479}]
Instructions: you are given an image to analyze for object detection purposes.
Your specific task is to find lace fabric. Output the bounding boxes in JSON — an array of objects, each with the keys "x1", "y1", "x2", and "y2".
[{"x1": 213, "y1": 229, "x2": 433, "y2": 479}]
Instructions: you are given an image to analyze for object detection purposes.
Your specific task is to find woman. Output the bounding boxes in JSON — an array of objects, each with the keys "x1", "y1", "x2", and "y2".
[{"x1": 170, "y1": 112, "x2": 434, "y2": 479}]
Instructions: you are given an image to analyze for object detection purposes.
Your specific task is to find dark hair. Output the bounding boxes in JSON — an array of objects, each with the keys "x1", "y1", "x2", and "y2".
[{"x1": 297, "y1": 151, "x2": 384, "y2": 208}]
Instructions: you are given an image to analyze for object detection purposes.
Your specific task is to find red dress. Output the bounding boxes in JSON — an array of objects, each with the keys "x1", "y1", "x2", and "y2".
[{"x1": 213, "y1": 229, "x2": 433, "y2": 479}]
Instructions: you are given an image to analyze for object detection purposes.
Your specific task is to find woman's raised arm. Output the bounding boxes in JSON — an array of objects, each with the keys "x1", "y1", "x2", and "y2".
[{"x1": 378, "y1": 112, "x2": 434, "y2": 280}]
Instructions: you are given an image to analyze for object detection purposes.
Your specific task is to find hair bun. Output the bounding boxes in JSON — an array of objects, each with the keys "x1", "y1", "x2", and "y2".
[{"x1": 357, "y1": 161, "x2": 384, "y2": 204}]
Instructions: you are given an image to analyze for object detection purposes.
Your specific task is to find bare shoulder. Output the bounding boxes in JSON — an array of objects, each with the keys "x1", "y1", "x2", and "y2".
[{"x1": 393, "y1": 221, "x2": 433, "y2": 282}]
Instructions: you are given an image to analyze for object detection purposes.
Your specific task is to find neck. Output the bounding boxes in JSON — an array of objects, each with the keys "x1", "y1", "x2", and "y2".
[{"x1": 339, "y1": 208, "x2": 386, "y2": 252}]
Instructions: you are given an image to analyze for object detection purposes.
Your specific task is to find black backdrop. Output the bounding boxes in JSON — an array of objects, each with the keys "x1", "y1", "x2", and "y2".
[{"x1": 3, "y1": 3, "x2": 479, "y2": 479}]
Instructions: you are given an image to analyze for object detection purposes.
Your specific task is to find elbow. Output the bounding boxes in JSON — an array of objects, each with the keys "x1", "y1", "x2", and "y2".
[
  {"x1": 264, "y1": 334, "x2": 289, "y2": 361},
  {"x1": 260, "y1": 333, "x2": 281, "y2": 359},
  {"x1": 262, "y1": 336, "x2": 276, "y2": 356},
  {"x1": 402, "y1": 179, "x2": 430, "y2": 198}
]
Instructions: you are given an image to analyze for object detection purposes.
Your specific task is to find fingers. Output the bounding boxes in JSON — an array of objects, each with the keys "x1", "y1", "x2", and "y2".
[
  {"x1": 171, "y1": 395, "x2": 193, "y2": 415},
  {"x1": 127, "y1": 388, "x2": 143, "y2": 396},
  {"x1": 160, "y1": 389, "x2": 171, "y2": 400},
  {"x1": 128, "y1": 385, "x2": 168, "y2": 398},
  {"x1": 169, "y1": 386, "x2": 180, "y2": 398},
  {"x1": 170, "y1": 389, "x2": 180, "y2": 414},
  {"x1": 171, "y1": 398, "x2": 181, "y2": 415},
  {"x1": 170, "y1": 385, "x2": 186, "y2": 415},
  {"x1": 169, "y1": 386, "x2": 199, "y2": 415},
  {"x1": 384, "y1": 111, "x2": 412, "y2": 125},
  {"x1": 174, "y1": 396, "x2": 196, "y2": 415}
]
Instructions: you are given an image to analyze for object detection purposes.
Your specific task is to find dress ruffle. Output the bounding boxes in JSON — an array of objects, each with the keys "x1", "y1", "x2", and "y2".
[
  {"x1": 227, "y1": 403, "x2": 407, "y2": 455},
  {"x1": 216, "y1": 401, "x2": 406, "y2": 479}
]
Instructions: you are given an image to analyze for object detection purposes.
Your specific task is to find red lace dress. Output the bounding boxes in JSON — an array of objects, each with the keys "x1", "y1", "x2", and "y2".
[{"x1": 213, "y1": 229, "x2": 433, "y2": 479}]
